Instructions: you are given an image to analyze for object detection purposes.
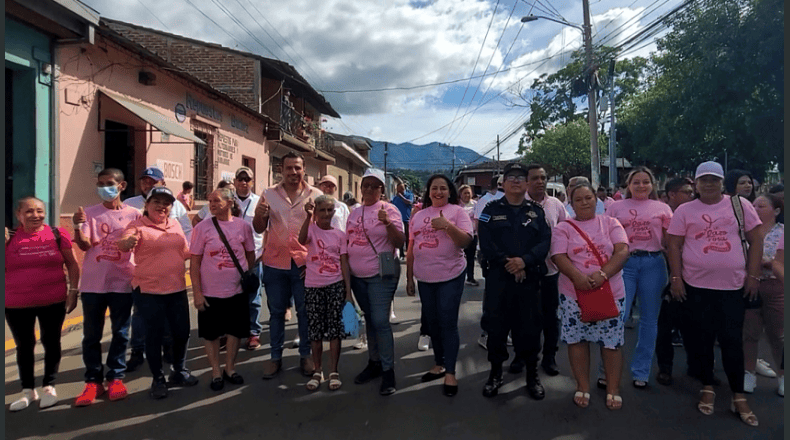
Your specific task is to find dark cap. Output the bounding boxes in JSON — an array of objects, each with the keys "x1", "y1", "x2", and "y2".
[
  {"x1": 140, "y1": 166, "x2": 165, "y2": 181},
  {"x1": 146, "y1": 186, "x2": 175, "y2": 203},
  {"x1": 503, "y1": 162, "x2": 528, "y2": 176}
]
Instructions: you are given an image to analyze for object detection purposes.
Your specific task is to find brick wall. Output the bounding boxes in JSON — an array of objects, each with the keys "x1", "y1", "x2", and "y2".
[{"x1": 108, "y1": 23, "x2": 258, "y2": 111}]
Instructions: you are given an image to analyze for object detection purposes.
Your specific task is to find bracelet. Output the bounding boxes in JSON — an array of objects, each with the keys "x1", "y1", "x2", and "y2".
[
  {"x1": 598, "y1": 270, "x2": 608, "y2": 280},
  {"x1": 670, "y1": 276, "x2": 681, "y2": 282}
]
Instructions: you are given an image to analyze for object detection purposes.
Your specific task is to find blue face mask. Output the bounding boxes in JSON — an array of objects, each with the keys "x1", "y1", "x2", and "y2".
[{"x1": 97, "y1": 185, "x2": 120, "y2": 202}]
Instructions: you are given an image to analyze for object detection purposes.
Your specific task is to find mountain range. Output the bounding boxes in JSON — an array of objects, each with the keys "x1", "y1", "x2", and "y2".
[{"x1": 367, "y1": 140, "x2": 487, "y2": 172}]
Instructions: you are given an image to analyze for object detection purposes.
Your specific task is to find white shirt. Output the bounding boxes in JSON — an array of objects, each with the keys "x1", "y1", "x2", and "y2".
[
  {"x1": 331, "y1": 200, "x2": 350, "y2": 233},
  {"x1": 565, "y1": 198, "x2": 605, "y2": 218},
  {"x1": 125, "y1": 194, "x2": 193, "y2": 241},
  {"x1": 194, "y1": 192, "x2": 264, "y2": 260},
  {"x1": 473, "y1": 190, "x2": 505, "y2": 220}
]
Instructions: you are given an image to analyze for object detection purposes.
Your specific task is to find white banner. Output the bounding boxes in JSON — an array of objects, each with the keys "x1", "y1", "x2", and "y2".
[{"x1": 156, "y1": 160, "x2": 184, "y2": 181}]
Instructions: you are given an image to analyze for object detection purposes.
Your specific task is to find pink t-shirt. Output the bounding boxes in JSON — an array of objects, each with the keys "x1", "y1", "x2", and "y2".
[
  {"x1": 409, "y1": 204, "x2": 474, "y2": 283},
  {"x1": 78, "y1": 204, "x2": 142, "y2": 293},
  {"x1": 604, "y1": 197, "x2": 616, "y2": 211},
  {"x1": 5, "y1": 226, "x2": 72, "y2": 308},
  {"x1": 550, "y1": 216, "x2": 628, "y2": 301},
  {"x1": 346, "y1": 201, "x2": 404, "y2": 278},
  {"x1": 124, "y1": 217, "x2": 190, "y2": 294},
  {"x1": 667, "y1": 195, "x2": 762, "y2": 290},
  {"x1": 305, "y1": 223, "x2": 348, "y2": 288},
  {"x1": 606, "y1": 198, "x2": 672, "y2": 252},
  {"x1": 190, "y1": 217, "x2": 255, "y2": 298}
]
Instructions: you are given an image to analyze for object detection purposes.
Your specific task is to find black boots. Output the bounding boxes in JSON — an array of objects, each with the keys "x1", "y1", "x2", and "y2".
[
  {"x1": 526, "y1": 365, "x2": 545, "y2": 400},
  {"x1": 482, "y1": 365, "x2": 504, "y2": 398}
]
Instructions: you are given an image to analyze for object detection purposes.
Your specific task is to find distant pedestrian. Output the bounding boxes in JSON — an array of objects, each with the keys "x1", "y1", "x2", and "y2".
[
  {"x1": 551, "y1": 181, "x2": 630, "y2": 409},
  {"x1": 406, "y1": 175, "x2": 473, "y2": 397},
  {"x1": 190, "y1": 188, "x2": 255, "y2": 391},
  {"x1": 177, "y1": 181, "x2": 194, "y2": 211},
  {"x1": 458, "y1": 185, "x2": 478, "y2": 286},
  {"x1": 667, "y1": 161, "x2": 761, "y2": 427},
  {"x1": 118, "y1": 187, "x2": 196, "y2": 400},
  {"x1": 391, "y1": 182, "x2": 414, "y2": 260},
  {"x1": 6, "y1": 197, "x2": 80, "y2": 411},
  {"x1": 72, "y1": 168, "x2": 141, "y2": 407},
  {"x1": 299, "y1": 195, "x2": 354, "y2": 391},
  {"x1": 725, "y1": 169, "x2": 756, "y2": 202}
]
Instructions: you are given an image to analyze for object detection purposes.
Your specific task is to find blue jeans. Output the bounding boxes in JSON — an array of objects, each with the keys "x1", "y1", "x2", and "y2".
[
  {"x1": 131, "y1": 289, "x2": 191, "y2": 380},
  {"x1": 262, "y1": 261, "x2": 309, "y2": 359},
  {"x1": 418, "y1": 272, "x2": 465, "y2": 374},
  {"x1": 249, "y1": 262, "x2": 263, "y2": 336},
  {"x1": 351, "y1": 265, "x2": 401, "y2": 371},
  {"x1": 81, "y1": 292, "x2": 133, "y2": 383},
  {"x1": 622, "y1": 253, "x2": 667, "y2": 381}
]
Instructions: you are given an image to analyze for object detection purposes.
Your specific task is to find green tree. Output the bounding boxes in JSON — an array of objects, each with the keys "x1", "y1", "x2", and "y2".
[
  {"x1": 522, "y1": 119, "x2": 607, "y2": 185},
  {"x1": 618, "y1": 0, "x2": 783, "y2": 178}
]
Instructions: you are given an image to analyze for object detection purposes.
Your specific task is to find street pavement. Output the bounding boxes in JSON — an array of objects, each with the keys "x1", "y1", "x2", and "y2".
[{"x1": 4, "y1": 265, "x2": 785, "y2": 440}]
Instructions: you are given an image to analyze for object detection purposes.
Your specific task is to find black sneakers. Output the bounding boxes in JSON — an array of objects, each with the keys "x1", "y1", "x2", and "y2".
[
  {"x1": 354, "y1": 360, "x2": 383, "y2": 384},
  {"x1": 150, "y1": 377, "x2": 168, "y2": 399},
  {"x1": 126, "y1": 350, "x2": 145, "y2": 373},
  {"x1": 379, "y1": 369, "x2": 396, "y2": 396},
  {"x1": 168, "y1": 369, "x2": 199, "y2": 387}
]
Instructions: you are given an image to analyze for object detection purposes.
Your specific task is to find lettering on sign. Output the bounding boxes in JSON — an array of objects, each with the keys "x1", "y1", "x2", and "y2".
[
  {"x1": 186, "y1": 93, "x2": 223, "y2": 122},
  {"x1": 231, "y1": 114, "x2": 249, "y2": 133},
  {"x1": 156, "y1": 160, "x2": 184, "y2": 180},
  {"x1": 215, "y1": 133, "x2": 238, "y2": 166},
  {"x1": 221, "y1": 171, "x2": 235, "y2": 183}
]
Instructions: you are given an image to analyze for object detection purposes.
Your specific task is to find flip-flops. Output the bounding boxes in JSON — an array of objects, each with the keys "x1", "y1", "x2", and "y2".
[
  {"x1": 606, "y1": 394, "x2": 623, "y2": 410},
  {"x1": 573, "y1": 391, "x2": 590, "y2": 408}
]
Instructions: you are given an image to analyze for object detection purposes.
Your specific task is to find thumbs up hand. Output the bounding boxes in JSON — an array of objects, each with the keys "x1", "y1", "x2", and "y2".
[
  {"x1": 73, "y1": 206, "x2": 87, "y2": 226},
  {"x1": 304, "y1": 198, "x2": 315, "y2": 216},
  {"x1": 377, "y1": 206, "x2": 390, "y2": 225},
  {"x1": 431, "y1": 210, "x2": 451, "y2": 231},
  {"x1": 118, "y1": 227, "x2": 140, "y2": 251}
]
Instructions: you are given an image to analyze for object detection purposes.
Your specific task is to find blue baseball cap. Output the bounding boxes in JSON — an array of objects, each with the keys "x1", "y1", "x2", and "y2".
[{"x1": 140, "y1": 166, "x2": 165, "y2": 181}]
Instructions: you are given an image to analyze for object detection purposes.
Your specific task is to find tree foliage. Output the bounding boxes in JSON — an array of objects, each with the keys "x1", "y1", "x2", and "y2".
[
  {"x1": 618, "y1": 0, "x2": 783, "y2": 179},
  {"x1": 522, "y1": 119, "x2": 607, "y2": 185}
]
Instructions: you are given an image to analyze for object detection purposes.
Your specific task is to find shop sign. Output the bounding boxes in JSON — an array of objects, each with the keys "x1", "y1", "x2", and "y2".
[
  {"x1": 215, "y1": 133, "x2": 238, "y2": 166},
  {"x1": 186, "y1": 93, "x2": 223, "y2": 122},
  {"x1": 156, "y1": 159, "x2": 184, "y2": 180},
  {"x1": 231, "y1": 114, "x2": 249, "y2": 133}
]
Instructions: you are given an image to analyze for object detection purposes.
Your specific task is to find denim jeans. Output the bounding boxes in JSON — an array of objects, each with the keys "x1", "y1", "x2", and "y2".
[
  {"x1": 130, "y1": 301, "x2": 173, "y2": 352},
  {"x1": 6, "y1": 302, "x2": 66, "y2": 390},
  {"x1": 418, "y1": 272, "x2": 465, "y2": 374},
  {"x1": 621, "y1": 253, "x2": 667, "y2": 381},
  {"x1": 131, "y1": 289, "x2": 191, "y2": 380},
  {"x1": 81, "y1": 292, "x2": 133, "y2": 383},
  {"x1": 262, "y1": 261, "x2": 309, "y2": 360},
  {"x1": 248, "y1": 262, "x2": 264, "y2": 336},
  {"x1": 352, "y1": 264, "x2": 401, "y2": 371}
]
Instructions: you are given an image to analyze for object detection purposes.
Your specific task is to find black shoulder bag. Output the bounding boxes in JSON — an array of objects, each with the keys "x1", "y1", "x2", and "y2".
[{"x1": 211, "y1": 218, "x2": 260, "y2": 292}]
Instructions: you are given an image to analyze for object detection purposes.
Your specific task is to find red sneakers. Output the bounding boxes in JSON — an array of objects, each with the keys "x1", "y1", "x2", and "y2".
[
  {"x1": 74, "y1": 382, "x2": 105, "y2": 407},
  {"x1": 107, "y1": 379, "x2": 128, "y2": 401},
  {"x1": 247, "y1": 335, "x2": 261, "y2": 350}
]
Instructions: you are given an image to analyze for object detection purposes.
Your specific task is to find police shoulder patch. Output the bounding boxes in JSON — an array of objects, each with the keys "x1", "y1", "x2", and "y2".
[{"x1": 479, "y1": 213, "x2": 491, "y2": 223}]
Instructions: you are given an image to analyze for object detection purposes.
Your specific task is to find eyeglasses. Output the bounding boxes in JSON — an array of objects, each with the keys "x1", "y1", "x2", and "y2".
[
  {"x1": 505, "y1": 175, "x2": 526, "y2": 183},
  {"x1": 361, "y1": 183, "x2": 382, "y2": 190}
]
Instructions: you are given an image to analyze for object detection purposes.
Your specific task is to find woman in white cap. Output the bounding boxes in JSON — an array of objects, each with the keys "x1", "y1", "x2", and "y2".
[
  {"x1": 346, "y1": 168, "x2": 405, "y2": 395},
  {"x1": 667, "y1": 161, "x2": 762, "y2": 426}
]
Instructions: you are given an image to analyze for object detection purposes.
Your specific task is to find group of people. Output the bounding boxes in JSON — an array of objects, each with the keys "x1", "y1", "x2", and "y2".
[{"x1": 5, "y1": 154, "x2": 783, "y2": 428}]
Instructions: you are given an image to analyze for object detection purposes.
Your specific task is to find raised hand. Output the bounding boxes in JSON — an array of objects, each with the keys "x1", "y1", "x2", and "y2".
[
  {"x1": 430, "y1": 210, "x2": 451, "y2": 231},
  {"x1": 73, "y1": 206, "x2": 87, "y2": 225},
  {"x1": 118, "y1": 227, "x2": 140, "y2": 251},
  {"x1": 378, "y1": 206, "x2": 390, "y2": 225},
  {"x1": 304, "y1": 198, "x2": 315, "y2": 216},
  {"x1": 255, "y1": 196, "x2": 270, "y2": 218}
]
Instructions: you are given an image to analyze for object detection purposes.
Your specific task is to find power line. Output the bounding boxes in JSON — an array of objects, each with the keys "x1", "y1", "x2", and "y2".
[
  {"x1": 180, "y1": 0, "x2": 254, "y2": 53},
  {"x1": 135, "y1": 0, "x2": 171, "y2": 31}
]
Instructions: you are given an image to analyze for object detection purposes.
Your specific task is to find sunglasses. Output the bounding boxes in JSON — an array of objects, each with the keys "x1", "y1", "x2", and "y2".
[{"x1": 236, "y1": 177, "x2": 252, "y2": 182}]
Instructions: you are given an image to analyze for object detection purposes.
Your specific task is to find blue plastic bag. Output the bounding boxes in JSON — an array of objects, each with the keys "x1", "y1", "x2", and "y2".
[{"x1": 342, "y1": 301, "x2": 360, "y2": 339}]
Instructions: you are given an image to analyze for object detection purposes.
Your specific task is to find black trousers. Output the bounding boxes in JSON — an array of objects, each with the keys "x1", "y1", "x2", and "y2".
[
  {"x1": 463, "y1": 235, "x2": 478, "y2": 281},
  {"x1": 539, "y1": 273, "x2": 560, "y2": 360},
  {"x1": 6, "y1": 302, "x2": 67, "y2": 390},
  {"x1": 681, "y1": 283, "x2": 745, "y2": 393},
  {"x1": 482, "y1": 268, "x2": 542, "y2": 367},
  {"x1": 655, "y1": 285, "x2": 693, "y2": 375}
]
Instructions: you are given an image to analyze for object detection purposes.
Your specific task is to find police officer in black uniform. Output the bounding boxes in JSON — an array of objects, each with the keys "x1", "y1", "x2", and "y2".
[{"x1": 478, "y1": 162, "x2": 552, "y2": 399}]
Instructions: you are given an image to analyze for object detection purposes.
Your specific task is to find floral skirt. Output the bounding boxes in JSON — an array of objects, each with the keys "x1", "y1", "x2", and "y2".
[
  {"x1": 558, "y1": 293, "x2": 625, "y2": 350},
  {"x1": 305, "y1": 280, "x2": 346, "y2": 341}
]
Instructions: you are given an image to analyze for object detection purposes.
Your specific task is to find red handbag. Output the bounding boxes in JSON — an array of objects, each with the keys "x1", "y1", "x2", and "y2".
[{"x1": 566, "y1": 220, "x2": 619, "y2": 323}]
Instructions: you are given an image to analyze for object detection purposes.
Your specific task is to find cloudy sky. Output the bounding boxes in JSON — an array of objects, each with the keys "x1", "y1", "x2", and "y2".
[{"x1": 81, "y1": 0, "x2": 680, "y2": 164}]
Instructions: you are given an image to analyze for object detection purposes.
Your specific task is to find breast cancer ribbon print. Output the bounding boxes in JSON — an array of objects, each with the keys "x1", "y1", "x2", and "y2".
[
  {"x1": 627, "y1": 209, "x2": 653, "y2": 243},
  {"x1": 695, "y1": 214, "x2": 732, "y2": 253},
  {"x1": 209, "y1": 247, "x2": 238, "y2": 270},
  {"x1": 312, "y1": 238, "x2": 340, "y2": 274},
  {"x1": 413, "y1": 216, "x2": 439, "y2": 250},
  {"x1": 572, "y1": 243, "x2": 610, "y2": 269},
  {"x1": 96, "y1": 223, "x2": 123, "y2": 262}
]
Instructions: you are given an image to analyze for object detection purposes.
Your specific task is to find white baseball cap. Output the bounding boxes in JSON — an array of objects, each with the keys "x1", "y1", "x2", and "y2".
[
  {"x1": 362, "y1": 168, "x2": 386, "y2": 187},
  {"x1": 695, "y1": 161, "x2": 724, "y2": 179}
]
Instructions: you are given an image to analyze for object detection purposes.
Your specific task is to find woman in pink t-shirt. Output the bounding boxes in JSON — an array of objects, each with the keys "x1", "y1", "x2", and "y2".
[
  {"x1": 606, "y1": 167, "x2": 673, "y2": 389},
  {"x1": 5, "y1": 197, "x2": 80, "y2": 411},
  {"x1": 118, "y1": 187, "x2": 194, "y2": 400},
  {"x1": 345, "y1": 168, "x2": 404, "y2": 396},
  {"x1": 406, "y1": 175, "x2": 473, "y2": 397},
  {"x1": 667, "y1": 161, "x2": 761, "y2": 427},
  {"x1": 298, "y1": 195, "x2": 353, "y2": 391},
  {"x1": 742, "y1": 194, "x2": 784, "y2": 395},
  {"x1": 190, "y1": 188, "x2": 255, "y2": 392},
  {"x1": 551, "y1": 183, "x2": 630, "y2": 410}
]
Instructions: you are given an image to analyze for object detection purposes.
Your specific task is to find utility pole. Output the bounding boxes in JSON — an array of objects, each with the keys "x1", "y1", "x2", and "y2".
[
  {"x1": 583, "y1": 0, "x2": 600, "y2": 187},
  {"x1": 451, "y1": 144, "x2": 455, "y2": 176},
  {"x1": 384, "y1": 142, "x2": 388, "y2": 198},
  {"x1": 496, "y1": 135, "x2": 500, "y2": 176},
  {"x1": 608, "y1": 59, "x2": 617, "y2": 190}
]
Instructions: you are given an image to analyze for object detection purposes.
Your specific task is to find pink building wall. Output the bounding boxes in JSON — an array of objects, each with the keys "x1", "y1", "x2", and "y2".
[{"x1": 57, "y1": 33, "x2": 271, "y2": 218}]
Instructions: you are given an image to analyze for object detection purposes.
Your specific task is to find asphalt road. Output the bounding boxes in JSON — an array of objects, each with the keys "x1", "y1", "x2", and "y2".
[{"x1": 4, "y1": 265, "x2": 785, "y2": 440}]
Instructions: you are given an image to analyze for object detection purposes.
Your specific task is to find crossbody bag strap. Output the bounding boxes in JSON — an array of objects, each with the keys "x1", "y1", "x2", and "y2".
[
  {"x1": 360, "y1": 203, "x2": 378, "y2": 254},
  {"x1": 212, "y1": 217, "x2": 245, "y2": 277},
  {"x1": 730, "y1": 195, "x2": 749, "y2": 262},
  {"x1": 566, "y1": 220, "x2": 606, "y2": 267}
]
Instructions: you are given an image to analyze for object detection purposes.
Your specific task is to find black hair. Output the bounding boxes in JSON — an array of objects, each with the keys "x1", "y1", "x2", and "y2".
[
  {"x1": 183, "y1": 181, "x2": 194, "y2": 190},
  {"x1": 490, "y1": 176, "x2": 499, "y2": 189},
  {"x1": 98, "y1": 168, "x2": 125, "y2": 182},
  {"x1": 569, "y1": 181, "x2": 596, "y2": 206},
  {"x1": 769, "y1": 183, "x2": 784, "y2": 194},
  {"x1": 422, "y1": 174, "x2": 459, "y2": 208},
  {"x1": 525, "y1": 163, "x2": 544, "y2": 175},
  {"x1": 665, "y1": 177, "x2": 694, "y2": 194},
  {"x1": 724, "y1": 169, "x2": 755, "y2": 202},
  {"x1": 283, "y1": 151, "x2": 305, "y2": 164}
]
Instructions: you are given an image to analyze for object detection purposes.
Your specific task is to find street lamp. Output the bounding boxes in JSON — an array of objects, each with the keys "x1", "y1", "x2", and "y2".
[{"x1": 521, "y1": 4, "x2": 601, "y2": 187}]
